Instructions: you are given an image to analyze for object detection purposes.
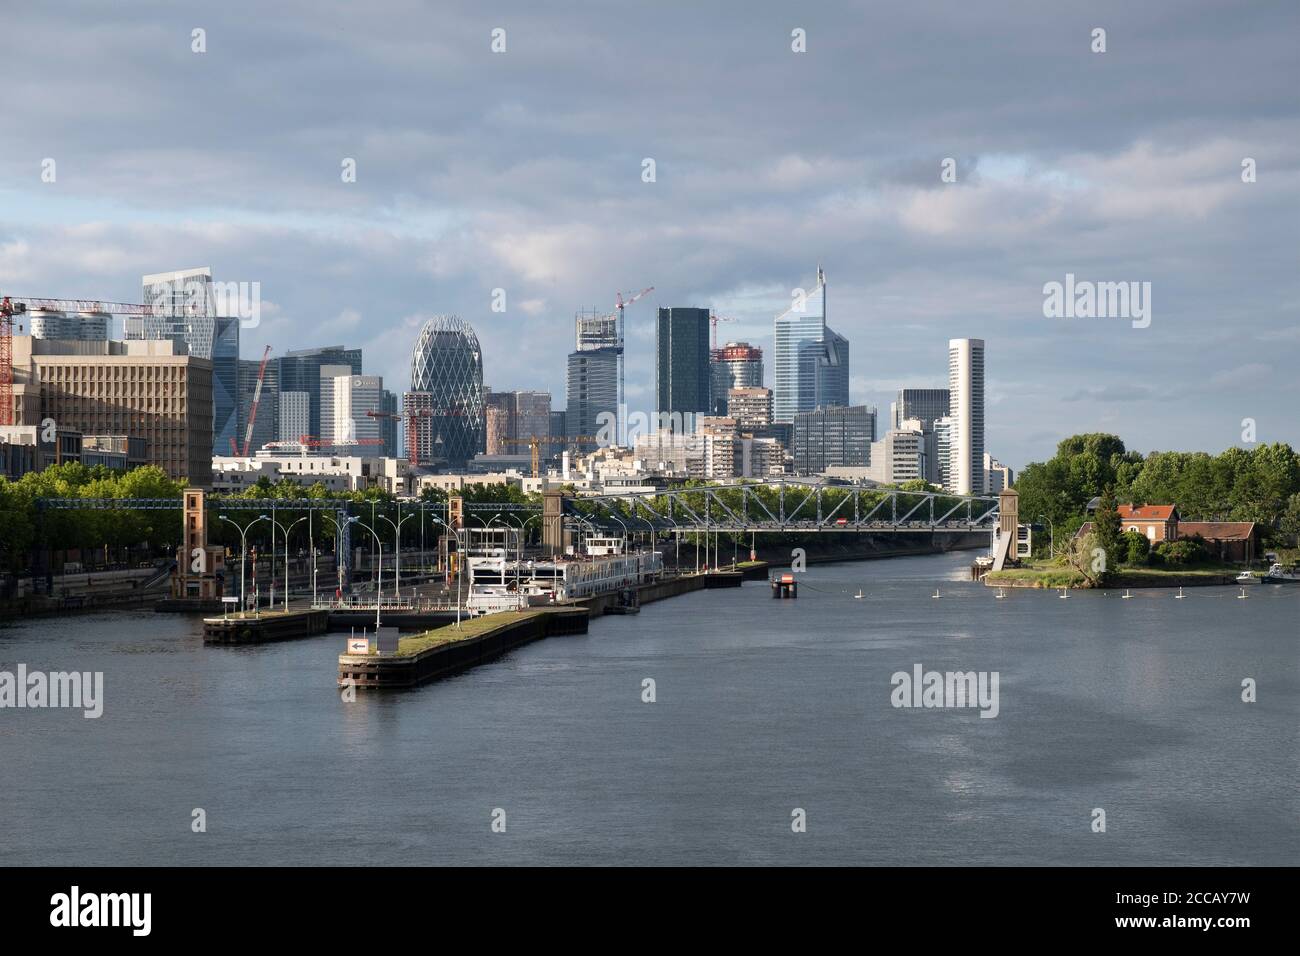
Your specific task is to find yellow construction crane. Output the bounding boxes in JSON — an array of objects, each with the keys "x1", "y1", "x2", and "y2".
[{"x1": 504, "y1": 435, "x2": 598, "y2": 478}]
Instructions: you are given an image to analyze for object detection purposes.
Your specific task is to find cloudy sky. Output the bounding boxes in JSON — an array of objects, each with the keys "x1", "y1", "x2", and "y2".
[{"x1": 2, "y1": 0, "x2": 1296, "y2": 469}]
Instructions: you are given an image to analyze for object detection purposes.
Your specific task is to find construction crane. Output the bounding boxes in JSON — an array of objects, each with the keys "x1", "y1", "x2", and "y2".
[
  {"x1": 235, "y1": 345, "x2": 273, "y2": 456},
  {"x1": 504, "y1": 434, "x2": 598, "y2": 478},
  {"x1": 1, "y1": 294, "x2": 161, "y2": 426},
  {"x1": 709, "y1": 312, "x2": 737, "y2": 351},
  {"x1": 611, "y1": 286, "x2": 652, "y2": 446},
  {"x1": 367, "y1": 405, "x2": 464, "y2": 468}
]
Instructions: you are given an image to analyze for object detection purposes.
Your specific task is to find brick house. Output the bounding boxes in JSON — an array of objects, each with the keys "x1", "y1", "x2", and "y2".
[{"x1": 1115, "y1": 504, "x2": 1179, "y2": 542}]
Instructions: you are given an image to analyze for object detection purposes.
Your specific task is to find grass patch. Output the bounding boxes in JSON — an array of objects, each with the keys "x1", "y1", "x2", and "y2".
[{"x1": 344, "y1": 610, "x2": 557, "y2": 658}]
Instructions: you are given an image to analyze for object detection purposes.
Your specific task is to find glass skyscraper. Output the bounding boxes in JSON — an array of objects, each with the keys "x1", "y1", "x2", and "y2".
[
  {"x1": 277, "y1": 345, "x2": 363, "y2": 440},
  {"x1": 772, "y1": 267, "x2": 849, "y2": 423},
  {"x1": 408, "y1": 315, "x2": 485, "y2": 468},
  {"x1": 656, "y1": 307, "x2": 711, "y2": 422}
]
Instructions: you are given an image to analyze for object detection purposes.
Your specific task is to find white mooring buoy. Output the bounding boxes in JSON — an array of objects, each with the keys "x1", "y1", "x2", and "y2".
[
  {"x1": 1059, "y1": 588, "x2": 1068, "y2": 599},
  {"x1": 1122, "y1": 589, "x2": 1132, "y2": 599},
  {"x1": 1175, "y1": 587, "x2": 1185, "y2": 600},
  {"x1": 932, "y1": 588, "x2": 941, "y2": 599}
]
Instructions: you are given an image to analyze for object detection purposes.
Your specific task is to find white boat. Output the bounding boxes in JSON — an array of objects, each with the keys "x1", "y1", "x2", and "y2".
[
  {"x1": 1264, "y1": 563, "x2": 1300, "y2": 584},
  {"x1": 466, "y1": 532, "x2": 663, "y2": 614},
  {"x1": 1235, "y1": 570, "x2": 1259, "y2": 585}
]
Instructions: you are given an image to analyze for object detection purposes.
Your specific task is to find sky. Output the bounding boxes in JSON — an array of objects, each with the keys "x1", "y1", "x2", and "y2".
[{"x1": 1, "y1": 0, "x2": 1296, "y2": 470}]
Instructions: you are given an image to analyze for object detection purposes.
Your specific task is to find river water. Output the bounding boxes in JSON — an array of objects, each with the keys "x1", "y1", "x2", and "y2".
[{"x1": 2, "y1": 551, "x2": 1296, "y2": 866}]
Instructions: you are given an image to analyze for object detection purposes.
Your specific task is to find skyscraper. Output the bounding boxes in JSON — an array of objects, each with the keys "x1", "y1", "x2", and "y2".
[
  {"x1": 891, "y1": 388, "x2": 950, "y2": 431},
  {"x1": 710, "y1": 342, "x2": 763, "y2": 415},
  {"x1": 947, "y1": 338, "x2": 985, "y2": 495},
  {"x1": 408, "y1": 315, "x2": 485, "y2": 469},
  {"x1": 277, "y1": 345, "x2": 362, "y2": 439},
  {"x1": 129, "y1": 268, "x2": 240, "y2": 458},
  {"x1": 656, "y1": 307, "x2": 711, "y2": 423},
  {"x1": 792, "y1": 404, "x2": 876, "y2": 475},
  {"x1": 566, "y1": 348, "x2": 618, "y2": 447},
  {"x1": 772, "y1": 267, "x2": 850, "y2": 422},
  {"x1": 326, "y1": 374, "x2": 384, "y2": 450}
]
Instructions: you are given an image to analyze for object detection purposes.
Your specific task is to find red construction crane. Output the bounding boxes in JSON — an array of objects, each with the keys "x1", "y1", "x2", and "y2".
[
  {"x1": 367, "y1": 405, "x2": 464, "y2": 468},
  {"x1": 709, "y1": 312, "x2": 737, "y2": 351},
  {"x1": 0, "y1": 295, "x2": 160, "y2": 426},
  {"x1": 239, "y1": 345, "x2": 273, "y2": 456}
]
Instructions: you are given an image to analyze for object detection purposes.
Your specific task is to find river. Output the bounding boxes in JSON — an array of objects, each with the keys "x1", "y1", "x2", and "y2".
[{"x1": 2, "y1": 551, "x2": 1296, "y2": 865}]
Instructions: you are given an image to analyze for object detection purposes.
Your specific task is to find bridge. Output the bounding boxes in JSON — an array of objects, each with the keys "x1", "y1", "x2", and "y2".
[
  {"x1": 36, "y1": 484, "x2": 1000, "y2": 536},
  {"x1": 560, "y1": 484, "x2": 1000, "y2": 535}
]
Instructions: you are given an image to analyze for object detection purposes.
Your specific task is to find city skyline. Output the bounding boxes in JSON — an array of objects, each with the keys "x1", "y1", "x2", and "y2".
[{"x1": 2, "y1": 3, "x2": 1296, "y2": 474}]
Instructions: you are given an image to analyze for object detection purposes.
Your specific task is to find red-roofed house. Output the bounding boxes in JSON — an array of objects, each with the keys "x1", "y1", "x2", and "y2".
[{"x1": 1115, "y1": 504, "x2": 1179, "y2": 542}]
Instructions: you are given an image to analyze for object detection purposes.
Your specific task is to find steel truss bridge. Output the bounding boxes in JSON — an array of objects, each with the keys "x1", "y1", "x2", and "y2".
[
  {"x1": 37, "y1": 486, "x2": 999, "y2": 536},
  {"x1": 562, "y1": 484, "x2": 999, "y2": 535}
]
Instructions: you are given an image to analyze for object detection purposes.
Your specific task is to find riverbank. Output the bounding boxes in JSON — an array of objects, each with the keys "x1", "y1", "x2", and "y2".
[{"x1": 984, "y1": 565, "x2": 1241, "y2": 588}]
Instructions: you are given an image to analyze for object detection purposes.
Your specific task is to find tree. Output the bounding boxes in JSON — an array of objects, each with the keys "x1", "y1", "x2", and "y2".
[{"x1": 1092, "y1": 486, "x2": 1120, "y2": 583}]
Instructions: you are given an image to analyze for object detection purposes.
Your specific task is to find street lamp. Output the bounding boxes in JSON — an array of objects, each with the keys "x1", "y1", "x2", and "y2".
[
  {"x1": 218, "y1": 514, "x2": 268, "y2": 617},
  {"x1": 350, "y1": 516, "x2": 383, "y2": 632},
  {"x1": 320, "y1": 511, "x2": 350, "y2": 604},
  {"x1": 430, "y1": 515, "x2": 464, "y2": 628},
  {"x1": 376, "y1": 501, "x2": 415, "y2": 599}
]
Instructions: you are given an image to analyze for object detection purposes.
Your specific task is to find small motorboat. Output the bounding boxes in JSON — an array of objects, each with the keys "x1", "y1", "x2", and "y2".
[{"x1": 1235, "y1": 570, "x2": 1259, "y2": 586}]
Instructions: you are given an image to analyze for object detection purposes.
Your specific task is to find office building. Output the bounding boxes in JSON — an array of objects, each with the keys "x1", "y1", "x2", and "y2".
[
  {"x1": 772, "y1": 267, "x2": 849, "y2": 422},
  {"x1": 868, "y1": 424, "x2": 926, "y2": 484},
  {"x1": 656, "y1": 307, "x2": 711, "y2": 421},
  {"x1": 728, "y1": 386, "x2": 773, "y2": 431},
  {"x1": 408, "y1": 314, "x2": 485, "y2": 469},
  {"x1": 126, "y1": 269, "x2": 239, "y2": 460},
  {"x1": 326, "y1": 374, "x2": 384, "y2": 450},
  {"x1": 485, "y1": 403, "x2": 509, "y2": 455},
  {"x1": 710, "y1": 342, "x2": 763, "y2": 415},
  {"x1": 278, "y1": 391, "x2": 310, "y2": 444},
  {"x1": 379, "y1": 389, "x2": 399, "y2": 459},
  {"x1": 792, "y1": 404, "x2": 876, "y2": 475},
  {"x1": 566, "y1": 347, "x2": 618, "y2": 447},
  {"x1": 933, "y1": 416, "x2": 954, "y2": 491},
  {"x1": 947, "y1": 338, "x2": 985, "y2": 495},
  {"x1": 277, "y1": 345, "x2": 363, "y2": 440},
  {"x1": 890, "y1": 388, "x2": 950, "y2": 431},
  {"x1": 984, "y1": 453, "x2": 1014, "y2": 493},
  {"x1": 28, "y1": 309, "x2": 110, "y2": 341},
  {"x1": 10, "y1": 336, "x2": 212, "y2": 484}
]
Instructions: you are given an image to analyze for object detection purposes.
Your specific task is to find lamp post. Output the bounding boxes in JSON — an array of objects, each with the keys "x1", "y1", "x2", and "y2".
[
  {"x1": 376, "y1": 501, "x2": 415, "y2": 599},
  {"x1": 218, "y1": 514, "x2": 268, "y2": 617},
  {"x1": 320, "y1": 511, "x2": 349, "y2": 604},
  {"x1": 350, "y1": 517, "x2": 382, "y2": 631},
  {"x1": 430, "y1": 515, "x2": 463, "y2": 628}
]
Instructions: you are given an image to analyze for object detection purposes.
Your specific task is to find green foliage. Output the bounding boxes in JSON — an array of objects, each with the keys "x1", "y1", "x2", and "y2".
[
  {"x1": 1120, "y1": 529, "x2": 1150, "y2": 566},
  {"x1": 1153, "y1": 536, "x2": 1209, "y2": 567},
  {"x1": 1015, "y1": 435, "x2": 1300, "y2": 550}
]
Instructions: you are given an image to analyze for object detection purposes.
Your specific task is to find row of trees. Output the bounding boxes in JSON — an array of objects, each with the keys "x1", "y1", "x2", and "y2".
[{"x1": 1016, "y1": 433, "x2": 1300, "y2": 551}]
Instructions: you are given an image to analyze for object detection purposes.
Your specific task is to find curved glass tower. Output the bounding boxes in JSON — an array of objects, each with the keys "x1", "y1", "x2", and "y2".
[{"x1": 408, "y1": 315, "x2": 485, "y2": 468}]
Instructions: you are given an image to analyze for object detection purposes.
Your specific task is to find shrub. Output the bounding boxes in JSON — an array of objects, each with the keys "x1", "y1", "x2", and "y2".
[{"x1": 1121, "y1": 530, "x2": 1150, "y2": 566}]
